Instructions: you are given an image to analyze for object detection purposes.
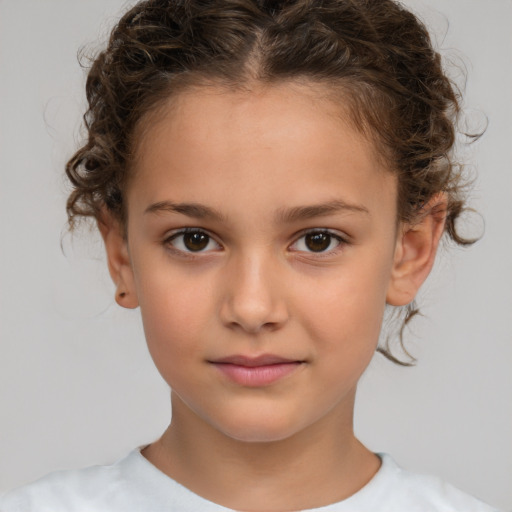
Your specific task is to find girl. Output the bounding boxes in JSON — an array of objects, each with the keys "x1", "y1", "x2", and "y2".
[{"x1": 0, "y1": 0, "x2": 507, "y2": 510}]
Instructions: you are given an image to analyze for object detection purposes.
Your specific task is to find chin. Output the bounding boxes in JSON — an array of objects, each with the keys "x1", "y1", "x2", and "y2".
[{"x1": 210, "y1": 409, "x2": 307, "y2": 444}]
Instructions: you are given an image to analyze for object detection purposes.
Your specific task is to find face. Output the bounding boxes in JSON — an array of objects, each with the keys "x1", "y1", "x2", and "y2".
[{"x1": 118, "y1": 83, "x2": 402, "y2": 442}]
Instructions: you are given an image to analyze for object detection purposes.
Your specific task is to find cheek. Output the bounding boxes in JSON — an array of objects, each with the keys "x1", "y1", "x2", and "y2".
[
  {"x1": 297, "y1": 258, "x2": 391, "y2": 357},
  {"x1": 134, "y1": 269, "x2": 214, "y2": 376}
]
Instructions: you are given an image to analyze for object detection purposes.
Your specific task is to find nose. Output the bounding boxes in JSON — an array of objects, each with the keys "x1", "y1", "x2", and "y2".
[{"x1": 219, "y1": 252, "x2": 289, "y2": 334}]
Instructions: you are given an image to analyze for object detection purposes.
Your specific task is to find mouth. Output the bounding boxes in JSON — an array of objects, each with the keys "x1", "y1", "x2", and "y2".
[{"x1": 208, "y1": 354, "x2": 305, "y2": 387}]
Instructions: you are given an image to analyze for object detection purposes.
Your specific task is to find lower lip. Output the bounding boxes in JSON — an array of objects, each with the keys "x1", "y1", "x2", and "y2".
[{"x1": 211, "y1": 362, "x2": 302, "y2": 387}]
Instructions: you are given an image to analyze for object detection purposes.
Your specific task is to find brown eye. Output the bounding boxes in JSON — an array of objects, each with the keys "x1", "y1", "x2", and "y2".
[
  {"x1": 167, "y1": 230, "x2": 220, "y2": 253},
  {"x1": 183, "y1": 232, "x2": 209, "y2": 251},
  {"x1": 291, "y1": 230, "x2": 343, "y2": 254},
  {"x1": 305, "y1": 232, "x2": 332, "y2": 252}
]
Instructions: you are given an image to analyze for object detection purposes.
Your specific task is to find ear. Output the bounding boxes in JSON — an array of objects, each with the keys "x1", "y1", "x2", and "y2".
[
  {"x1": 97, "y1": 209, "x2": 139, "y2": 309},
  {"x1": 386, "y1": 195, "x2": 447, "y2": 306}
]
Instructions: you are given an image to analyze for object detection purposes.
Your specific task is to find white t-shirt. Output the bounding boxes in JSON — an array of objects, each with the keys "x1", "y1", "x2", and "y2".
[{"x1": 0, "y1": 448, "x2": 499, "y2": 512}]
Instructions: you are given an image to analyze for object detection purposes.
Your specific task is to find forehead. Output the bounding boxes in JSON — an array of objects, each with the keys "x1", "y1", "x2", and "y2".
[
  {"x1": 127, "y1": 82, "x2": 396, "y2": 219},
  {"x1": 133, "y1": 80, "x2": 382, "y2": 164}
]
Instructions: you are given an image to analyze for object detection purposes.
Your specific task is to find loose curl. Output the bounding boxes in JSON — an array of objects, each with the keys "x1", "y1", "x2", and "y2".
[{"x1": 66, "y1": 0, "x2": 478, "y2": 365}]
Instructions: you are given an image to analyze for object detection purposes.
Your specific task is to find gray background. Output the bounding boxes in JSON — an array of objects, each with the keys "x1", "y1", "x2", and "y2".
[{"x1": 0, "y1": 0, "x2": 511, "y2": 509}]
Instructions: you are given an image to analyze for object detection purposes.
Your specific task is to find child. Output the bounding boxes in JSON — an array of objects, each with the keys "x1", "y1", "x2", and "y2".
[{"x1": 0, "y1": 0, "x2": 503, "y2": 510}]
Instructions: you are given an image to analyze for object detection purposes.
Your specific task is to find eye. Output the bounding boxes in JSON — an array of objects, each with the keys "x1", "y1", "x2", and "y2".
[
  {"x1": 166, "y1": 229, "x2": 221, "y2": 253},
  {"x1": 291, "y1": 230, "x2": 344, "y2": 253}
]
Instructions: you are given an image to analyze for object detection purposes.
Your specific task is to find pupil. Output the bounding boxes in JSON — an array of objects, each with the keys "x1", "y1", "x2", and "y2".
[
  {"x1": 184, "y1": 232, "x2": 209, "y2": 251},
  {"x1": 305, "y1": 232, "x2": 330, "y2": 252}
]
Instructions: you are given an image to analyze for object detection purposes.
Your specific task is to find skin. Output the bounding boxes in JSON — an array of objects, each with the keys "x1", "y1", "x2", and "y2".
[{"x1": 100, "y1": 82, "x2": 445, "y2": 511}]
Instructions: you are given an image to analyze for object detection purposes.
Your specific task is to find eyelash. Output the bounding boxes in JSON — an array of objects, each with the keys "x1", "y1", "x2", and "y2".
[
  {"x1": 164, "y1": 228, "x2": 222, "y2": 256},
  {"x1": 289, "y1": 229, "x2": 347, "y2": 256},
  {"x1": 163, "y1": 228, "x2": 347, "y2": 257}
]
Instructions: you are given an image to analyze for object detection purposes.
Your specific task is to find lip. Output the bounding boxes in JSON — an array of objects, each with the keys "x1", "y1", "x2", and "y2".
[{"x1": 209, "y1": 354, "x2": 304, "y2": 387}]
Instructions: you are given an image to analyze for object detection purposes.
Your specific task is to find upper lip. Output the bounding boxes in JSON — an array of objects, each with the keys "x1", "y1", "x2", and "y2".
[{"x1": 209, "y1": 354, "x2": 302, "y2": 367}]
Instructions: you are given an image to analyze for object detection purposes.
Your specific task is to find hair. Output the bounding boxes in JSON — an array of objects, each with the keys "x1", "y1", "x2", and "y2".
[{"x1": 66, "y1": 0, "x2": 478, "y2": 365}]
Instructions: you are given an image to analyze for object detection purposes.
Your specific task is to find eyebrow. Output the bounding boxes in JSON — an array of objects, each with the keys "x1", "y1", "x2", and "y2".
[
  {"x1": 144, "y1": 201, "x2": 226, "y2": 221},
  {"x1": 275, "y1": 199, "x2": 370, "y2": 223},
  {"x1": 144, "y1": 199, "x2": 369, "y2": 222}
]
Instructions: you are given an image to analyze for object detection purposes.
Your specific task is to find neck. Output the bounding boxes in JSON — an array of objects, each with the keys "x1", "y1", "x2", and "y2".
[{"x1": 142, "y1": 391, "x2": 380, "y2": 511}]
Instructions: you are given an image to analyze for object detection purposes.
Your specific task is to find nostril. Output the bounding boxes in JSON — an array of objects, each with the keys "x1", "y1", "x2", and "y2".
[
  {"x1": 220, "y1": 296, "x2": 289, "y2": 333},
  {"x1": 218, "y1": 260, "x2": 289, "y2": 332}
]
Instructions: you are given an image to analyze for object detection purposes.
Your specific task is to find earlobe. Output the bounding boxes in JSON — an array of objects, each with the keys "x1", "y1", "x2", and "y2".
[
  {"x1": 386, "y1": 195, "x2": 447, "y2": 306},
  {"x1": 97, "y1": 210, "x2": 139, "y2": 309}
]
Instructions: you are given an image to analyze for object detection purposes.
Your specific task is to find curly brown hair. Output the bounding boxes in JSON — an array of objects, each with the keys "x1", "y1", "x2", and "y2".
[{"x1": 66, "y1": 0, "x2": 477, "y2": 364}]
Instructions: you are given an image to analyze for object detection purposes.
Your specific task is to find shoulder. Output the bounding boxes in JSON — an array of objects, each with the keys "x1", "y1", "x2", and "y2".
[
  {"x1": 0, "y1": 451, "x2": 141, "y2": 512},
  {"x1": 0, "y1": 449, "x2": 231, "y2": 512},
  {"x1": 345, "y1": 453, "x2": 501, "y2": 512}
]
